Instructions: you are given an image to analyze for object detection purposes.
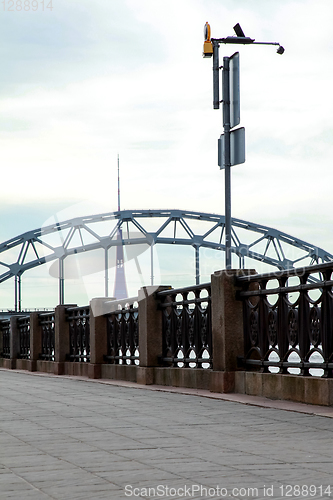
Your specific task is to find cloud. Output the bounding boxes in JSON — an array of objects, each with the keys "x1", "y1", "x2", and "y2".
[{"x1": 0, "y1": 0, "x2": 333, "y2": 306}]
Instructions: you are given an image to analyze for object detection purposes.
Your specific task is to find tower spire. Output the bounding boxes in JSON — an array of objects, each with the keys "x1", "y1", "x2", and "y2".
[
  {"x1": 113, "y1": 154, "x2": 128, "y2": 299},
  {"x1": 117, "y1": 153, "x2": 120, "y2": 212}
]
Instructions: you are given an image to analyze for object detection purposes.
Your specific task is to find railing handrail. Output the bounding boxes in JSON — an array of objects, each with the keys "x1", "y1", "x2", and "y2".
[
  {"x1": 105, "y1": 296, "x2": 139, "y2": 310},
  {"x1": 238, "y1": 280, "x2": 333, "y2": 298},
  {"x1": 66, "y1": 305, "x2": 90, "y2": 313},
  {"x1": 17, "y1": 315, "x2": 31, "y2": 323},
  {"x1": 0, "y1": 308, "x2": 54, "y2": 313},
  {"x1": 157, "y1": 282, "x2": 210, "y2": 297},
  {"x1": 37, "y1": 310, "x2": 55, "y2": 317},
  {"x1": 90, "y1": 296, "x2": 139, "y2": 317},
  {"x1": 236, "y1": 260, "x2": 333, "y2": 283},
  {"x1": 105, "y1": 306, "x2": 138, "y2": 315}
]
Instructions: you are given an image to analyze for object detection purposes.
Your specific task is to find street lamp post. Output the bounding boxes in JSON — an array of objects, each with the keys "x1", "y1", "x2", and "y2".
[
  {"x1": 203, "y1": 23, "x2": 284, "y2": 269},
  {"x1": 221, "y1": 54, "x2": 232, "y2": 268}
]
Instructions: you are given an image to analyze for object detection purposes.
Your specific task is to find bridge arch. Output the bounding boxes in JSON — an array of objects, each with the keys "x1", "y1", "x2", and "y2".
[{"x1": 0, "y1": 209, "x2": 332, "y2": 311}]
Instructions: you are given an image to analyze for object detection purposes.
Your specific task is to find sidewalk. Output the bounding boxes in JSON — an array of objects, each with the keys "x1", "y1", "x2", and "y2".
[{"x1": 1, "y1": 369, "x2": 332, "y2": 500}]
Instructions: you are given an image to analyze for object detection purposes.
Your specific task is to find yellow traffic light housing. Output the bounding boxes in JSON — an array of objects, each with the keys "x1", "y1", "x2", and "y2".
[
  {"x1": 203, "y1": 22, "x2": 213, "y2": 58},
  {"x1": 203, "y1": 40, "x2": 213, "y2": 57}
]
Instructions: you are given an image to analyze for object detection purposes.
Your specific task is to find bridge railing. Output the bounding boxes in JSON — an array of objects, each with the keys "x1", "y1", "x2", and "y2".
[
  {"x1": 104, "y1": 298, "x2": 139, "y2": 365},
  {"x1": 3, "y1": 266, "x2": 333, "y2": 405},
  {"x1": 18, "y1": 316, "x2": 30, "y2": 360},
  {"x1": 157, "y1": 283, "x2": 212, "y2": 368},
  {"x1": 0, "y1": 319, "x2": 10, "y2": 359},
  {"x1": 67, "y1": 306, "x2": 90, "y2": 363},
  {"x1": 236, "y1": 262, "x2": 333, "y2": 378},
  {"x1": 0, "y1": 272, "x2": 248, "y2": 393},
  {"x1": 39, "y1": 312, "x2": 55, "y2": 362}
]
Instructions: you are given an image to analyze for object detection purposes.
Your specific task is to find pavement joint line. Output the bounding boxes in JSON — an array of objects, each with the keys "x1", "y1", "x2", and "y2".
[
  {"x1": 2, "y1": 463, "x2": 57, "y2": 500},
  {"x1": 1, "y1": 367, "x2": 333, "y2": 419}
]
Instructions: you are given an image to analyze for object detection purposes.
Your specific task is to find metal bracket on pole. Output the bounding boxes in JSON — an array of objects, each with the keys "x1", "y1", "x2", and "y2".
[
  {"x1": 195, "y1": 245, "x2": 200, "y2": 285},
  {"x1": 204, "y1": 23, "x2": 284, "y2": 270},
  {"x1": 105, "y1": 247, "x2": 109, "y2": 297},
  {"x1": 222, "y1": 56, "x2": 232, "y2": 269},
  {"x1": 14, "y1": 274, "x2": 22, "y2": 312},
  {"x1": 59, "y1": 257, "x2": 64, "y2": 305},
  {"x1": 213, "y1": 41, "x2": 220, "y2": 109}
]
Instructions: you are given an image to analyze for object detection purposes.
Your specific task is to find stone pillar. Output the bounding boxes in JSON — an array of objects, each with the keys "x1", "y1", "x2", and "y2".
[
  {"x1": 88, "y1": 297, "x2": 116, "y2": 379},
  {"x1": 0, "y1": 323, "x2": 2, "y2": 358},
  {"x1": 210, "y1": 269, "x2": 256, "y2": 393},
  {"x1": 29, "y1": 312, "x2": 42, "y2": 372},
  {"x1": 137, "y1": 285, "x2": 171, "y2": 384},
  {"x1": 54, "y1": 304, "x2": 76, "y2": 375},
  {"x1": 9, "y1": 316, "x2": 20, "y2": 369}
]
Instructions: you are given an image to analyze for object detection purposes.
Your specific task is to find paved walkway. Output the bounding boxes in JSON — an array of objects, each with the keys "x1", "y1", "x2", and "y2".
[{"x1": 1, "y1": 369, "x2": 333, "y2": 500}]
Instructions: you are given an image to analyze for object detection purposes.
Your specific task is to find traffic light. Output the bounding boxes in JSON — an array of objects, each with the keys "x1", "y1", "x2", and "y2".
[{"x1": 203, "y1": 22, "x2": 213, "y2": 58}]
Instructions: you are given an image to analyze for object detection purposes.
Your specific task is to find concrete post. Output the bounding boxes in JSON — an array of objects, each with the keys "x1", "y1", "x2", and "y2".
[
  {"x1": 210, "y1": 269, "x2": 256, "y2": 393},
  {"x1": 29, "y1": 312, "x2": 42, "y2": 372},
  {"x1": 88, "y1": 297, "x2": 116, "y2": 379},
  {"x1": 9, "y1": 316, "x2": 20, "y2": 369},
  {"x1": 137, "y1": 285, "x2": 171, "y2": 384},
  {"x1": 54, "y1": 304, "x2": 76, "y2": 375}
]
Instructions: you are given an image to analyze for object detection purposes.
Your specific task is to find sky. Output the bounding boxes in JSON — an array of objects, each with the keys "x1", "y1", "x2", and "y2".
[{"x1": 0, "y1": 0, "x2": 333, "y2": 308}]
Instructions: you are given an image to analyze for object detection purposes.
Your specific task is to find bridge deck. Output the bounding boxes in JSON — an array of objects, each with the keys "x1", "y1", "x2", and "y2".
[{"x1": 1, "y1": 370, "x2": 333, "y2": 499}]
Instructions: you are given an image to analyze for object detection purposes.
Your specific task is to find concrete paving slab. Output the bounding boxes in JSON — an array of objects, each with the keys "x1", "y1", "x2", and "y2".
[{"x1": 1, "y1": 368, "x2": 333, "y2": 500}]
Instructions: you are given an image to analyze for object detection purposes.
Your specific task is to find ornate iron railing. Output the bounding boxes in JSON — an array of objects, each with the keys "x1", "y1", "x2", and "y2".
[
  {"x1": 105, "y1": 300, "x2": 139, "y2": 365},
  {"x1": 0, "y1": 319, "x2": 10, "y2": 358},
  {"x1": 67, "y1": 306, "x2": 90, "y2": 362},
  {"x1": 157, "y1": 283, "x2": 212, "y2": 368},
  {"x1": 18, "y1": 315, "x2": 30, "y2": 359},
  {"x1": 237, "y1": 262, "x2": 333, "y2": 377},
  {"x1": 39, "y1": 312, "x2": 55, "y2": 361}
]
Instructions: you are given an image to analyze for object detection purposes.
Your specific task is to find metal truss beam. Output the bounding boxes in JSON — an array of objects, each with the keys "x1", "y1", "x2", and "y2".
[{"x1": 0, "y1": 209, "x2": 331, "y2": 310}]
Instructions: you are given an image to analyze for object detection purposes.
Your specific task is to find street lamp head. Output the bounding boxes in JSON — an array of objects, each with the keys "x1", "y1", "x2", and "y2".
[
  {"x1": 204, "y1": 21, "x2": 211, "y2": 41},
  {"x1": 202, "y1": 22, "x2": 285, "y2": 55},
  {"x1": 203, "y1": 21, "x2": 213, "y2": 58},
  {"x1": 233, "y1": 23, "x2": 246, "y2": 38}
]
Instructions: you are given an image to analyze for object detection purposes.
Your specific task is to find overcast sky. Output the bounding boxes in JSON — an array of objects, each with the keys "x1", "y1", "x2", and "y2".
[{"x1": 0, "y1": 0, "x2": 332, "y2": 306}]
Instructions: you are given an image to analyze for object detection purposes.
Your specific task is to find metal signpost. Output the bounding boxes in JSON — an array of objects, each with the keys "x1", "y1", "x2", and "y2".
[{"x1": 203, "y1": 22, "x2": 284, "y2": 269}]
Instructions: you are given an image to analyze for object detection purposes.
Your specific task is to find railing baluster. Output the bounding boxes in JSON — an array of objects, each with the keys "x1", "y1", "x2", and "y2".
[
  {"x1": 157, "y1": 283, "x2": 212, "y2": 369},
  {"x1": 39, "y1": 312, "x2": 55, "y2": 361},
  {"x1": 320, "y1": 268, "x2": 333, "y2": 378},
  {"x1": 66, "y1": 307, "x2": 90, "y2": 363},
  {"x1": 0, "y1": 320, "x2": 11, "y2": 358},
  {"x1": 18, "y1": 316, "x2": 30, "y2": 360},
  {"x1": 105, "y1": 301, "x2": 139, "y2": 365},
  {"x1": 258, "y1": 280, "x2": 269, "y2": 372},
  {"x1": 298, "y1": 272, "x2": 310, "y2": 376},
  {"x1": 237, "y1": 261, "x2": 333, "y2": 377},
  {"x1": 277, "y1": 276, "x2": 289, "y2": 374}
]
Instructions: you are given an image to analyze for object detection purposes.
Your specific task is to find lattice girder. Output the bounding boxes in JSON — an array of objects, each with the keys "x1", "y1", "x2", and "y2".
[{"x1": 0, "y1": 209, "x2": 331, "y2": 287}]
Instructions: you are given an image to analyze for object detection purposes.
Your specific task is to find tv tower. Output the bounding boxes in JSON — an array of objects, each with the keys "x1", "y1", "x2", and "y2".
[{"x1": 113, "y1": 154, "x2": 128, "y2": 299}]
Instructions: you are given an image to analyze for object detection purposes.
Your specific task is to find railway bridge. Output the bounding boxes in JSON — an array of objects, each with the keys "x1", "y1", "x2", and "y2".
[{"x1": 0, "y1": 209, "x2": 332, "y2": 311}]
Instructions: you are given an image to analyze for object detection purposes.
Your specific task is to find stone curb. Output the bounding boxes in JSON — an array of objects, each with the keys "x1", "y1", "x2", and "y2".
[{"x1": 1, "y1": 367, "x2": 333, "y2": 419}]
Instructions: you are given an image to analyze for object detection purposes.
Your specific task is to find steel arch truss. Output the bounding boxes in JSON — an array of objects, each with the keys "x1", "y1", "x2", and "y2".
[{"x1": 0, "y1": 209, "x2": 332, "y2": 310}]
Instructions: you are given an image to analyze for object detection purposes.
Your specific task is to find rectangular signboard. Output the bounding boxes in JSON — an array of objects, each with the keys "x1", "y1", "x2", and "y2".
[
  {"x1": 230, "y1": 126, "x2": 245, "y2": 166},
  {"x1": 230, "y1": 52, "x2": 240, "y2": 129},
  {"x1": 218, "y1": 134, "x2": 224, "y2": 168},
  {"x1": 218, "y1": 127, "x2": 245, "y2": 169}
]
